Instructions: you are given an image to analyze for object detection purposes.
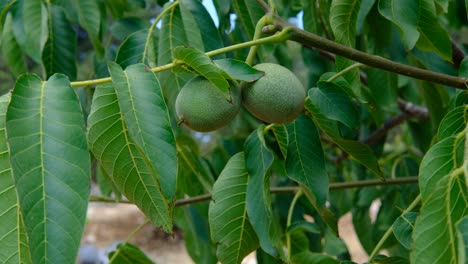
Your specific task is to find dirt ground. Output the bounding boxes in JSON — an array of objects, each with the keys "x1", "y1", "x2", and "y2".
[{"x1": 81, "y1": 203, "x2": 370, "y2": 263}]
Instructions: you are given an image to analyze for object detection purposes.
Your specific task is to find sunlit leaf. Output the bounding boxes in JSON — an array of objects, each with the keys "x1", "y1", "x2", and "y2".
[
  {"x1": 42, "y1": 4, "x2": 77, "y2": 80},
  {"x1": 87, "y1": 83, "x2": 172, "y2": 231},
  {"x1": 392, "y1": 212, "x2": 417, "y2": 249},
  {"x1": 108, "y1": 62, "x2": 177, "y2": 200},
  {"x1": 244, "y1": 126, "x2": 277, "y2": 256},
  {"x1": 330, "y1": 0, "x2": 361, "y2": 47},
  {"x1": 6, "y1": 74, "x2": 90, "y2": 264},
  {"x1": 209, "y1": 152, "x2": 259, "y2": 264}
]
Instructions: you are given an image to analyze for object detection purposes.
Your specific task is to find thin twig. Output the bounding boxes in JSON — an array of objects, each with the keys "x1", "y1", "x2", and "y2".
[{"x1": 89, "y1": 177, "x2": 419, "y2": 205}]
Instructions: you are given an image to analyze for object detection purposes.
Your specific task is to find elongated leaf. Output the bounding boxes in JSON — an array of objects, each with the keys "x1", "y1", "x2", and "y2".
[
  {"x1": 1, "y1": 14, "x2": 26, "y2": 77},
  {"x1": 305, "y1": 96, "x2": 382, "y2": 176},
  {"x1": 108, "y1": 243, "x2": 154, "y2": 264},
  {"x1": 174, "y1": 46, "x2": 230, "y2": 100},
  {"x1": 6, "y1": 74, "x2": 90, "y2": 264},
  {"x1": 42, "y1": 4, "x2": 77, "y2": 80},
  {"x1": 411, "y1": 173, "x2": 467, "y2": 263},
  {"x1": 414, "y1": 0, "x2": 452, "y2": 61},
  {"x1": 87, "y1": 83, "x2": 172, "y2": 231},
  {"x1": 457, "y1": 216, "x2": 468, "y2": 264},
  {"x1": 176, "y1": 135, "x2": 214, "y2": 193},
  {"x1": 72, "y1": 0, "x2": 104, "y2": 57},
  {"x1": 209, "y1": 152, "x2": 259, "y2": 264},
  {"x1": 0, "y1": 93, "x2": 32, "y2": 264},
  {"x1": 379, "y1": 0, "x2": 451, "y2": 60},
  {"x1": 356, "y1": 0, "x2": 375, "y2": 34},
  {"x1": 437, "y1": 106, "x2": 467, "y2": 141},
  {"x1": 378, "y1": 0, "x2": 419, "y2": 50},
  {"x1": 291, "y1": 251, "x2": 339, "y2": 264},
  {"x1": 286, "y1": 114, "x2": 328, "y2": 205},
  {"x1": 371, "y1": 256, "x2": 409, "y2": 264},
  {"x1": 11, "y1": 0, "x2": 48, "y2": 63},
  {"x1": 287, "y1": 221, "x2": 321, "y2": 234},
  {"x1": 232, "y1": 0, "x2": 264, "y2": 39},
  {"x1": 271, "y1": 124, "x2": 288, "y2": 159},
  {"x1": 392, "y1": 212, "x2": 417, "y2": 249},
  {"x1": 108, "y1": 62, "x2": 177, "y2": 200},
  {"x1": 214, "y1": 59, "x2": 264, "y2": 82},
  {"x1": 411, "y1": 131, "x2": 467, "y2": 263},
  {"x1": 115, "y1": 29, "x2": 149, "y2": 69},
  {"x1": 309, "y1": 82, "x2": 358, "y2": 128},
  {"x1": 157, "y1": 4, "x2": 192, "y2": 97},
  {"x1": 330, "y1": 0, "x2": 361, "y2": 47},
  {"x1": 244, "y1": 126, "x2": 276, "y2": 256},
  {"x1": 418, "y1": 136, "x2": 460, "y2": 199},
  {"x1": 174, "y1": 205, "x2": 217, "y2": 264},
  {"x1": 179, "y1": 0, "x2": 223, "y2": 52}
]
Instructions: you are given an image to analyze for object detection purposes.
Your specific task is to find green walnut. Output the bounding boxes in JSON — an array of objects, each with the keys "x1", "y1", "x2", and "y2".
[
  {"x1": 241, "y1": 63, "x2": 306, "y2": 124},
  {"x1": 176, "y1": 76, "x2": 241, "y2": 132}
]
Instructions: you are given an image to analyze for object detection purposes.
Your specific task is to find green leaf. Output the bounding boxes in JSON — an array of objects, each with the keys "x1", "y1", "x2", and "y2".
[
  {"x1": 209, "y1": 152, "x2": 259, "y2": 264},
  {"x1": 305, "y1": 96, "x2": 382, "y2": 176},
  {"x1": 466, "y1": 0, "x2": 468, "y2": 21},
  {"x1": 0, "y1": 93, "x2": 32, "y2": 264},
  {"x1": 108, "y1": 243, "x2": 155, "y2": 264},
  {"x1": 378, "y1": 0, "x2": 419, "y2": 50},
  {"x1": 87, "y1": 83, "x2": 172, "y2": 232},
  {"x1": 176, "y1": 134, "x2": 214, "y2": 193},
  {"x1": 173, "y1": 46, "x2": 231, "y2": 100},
  {"x1": 174, "y1": 205, "x2": 217, "y2": 264},
  {"x1": 379, "y1": 0, "x2": 452, "y2": 60},
  {"x1": 6, "y1": 74, "x2": 90, "y2": 264},
  {"x1": 418, "y1": 136, "x2": 461, "y2": 199},
  {"x1": 96, "y1": 162, "x2": 121, "y2": 200},
  {"x1": 411, "y1": 133, "x2": 467, "y2": 263},
  {"x1": 1, "y1": 13, "x2": 26, "y2": 77},
  {"x1": 179, "y1": 0, "x2": 223, "y2": 52},
  {"x1": 291, "y1": 251, "x2": 339, "y2": 264},
  {"x1": 286, "y1": 221, "x2": 321, "y2": 234},
  {"x1": 392, "y1": 212, "x2": 417, "y2": 249},
  {"x1": 286, "y1": 114, "x2": 328, "y2": 206},
  {"x1": 11, "y1": 0, "x2": 48, "y2": 63},
  {"x1": 42, "y1": 4, "x2": 77, "y2": 80},
  {"x1": 437, "y1": 106, "x2": 467, "y2": 141},
  {"x1": 414, "y1": 1, "x2": 452, "y2": 61},
  {"x1": 232, "y1": 0, "x2": 264, "y2": 40},
  {"x1": 244, "y1": 126, "x2": 276, "y2": 256},
  {"x1": 72, "y1": 0, "x2": 104, "y2": 58},
  {"x1": 115, "y1": 29, "x2": 153, "y2": 69},
  {"x1": 108, "y1": 62, "x2": 177, "y2": 200},
  {"x1": 330, "y1": 0, "x2": 361, "y2": 47},
  {"x1": 356, "y1": 0, "x2": 376, "y2": 34},
  {"x1": 214, "y1": 59, "x2": 264, "y2": 82},
  {"x1": 371, "y1": 256, "x2": 409, "y2": 264},
  {"x1": 271, "y1": 124, "x2": 288, "y2": 159},
  {"x1": 309, "y1": 82, "x2": 359, "y2": 128},
  {"x1": 457, "y1": 216, "x2": 468, "y2": 264}
]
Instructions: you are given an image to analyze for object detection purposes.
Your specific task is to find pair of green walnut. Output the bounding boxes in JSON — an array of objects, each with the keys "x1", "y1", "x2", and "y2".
[{"x1": 176, "y1": 63, "x2": 306, "y2": 132}]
